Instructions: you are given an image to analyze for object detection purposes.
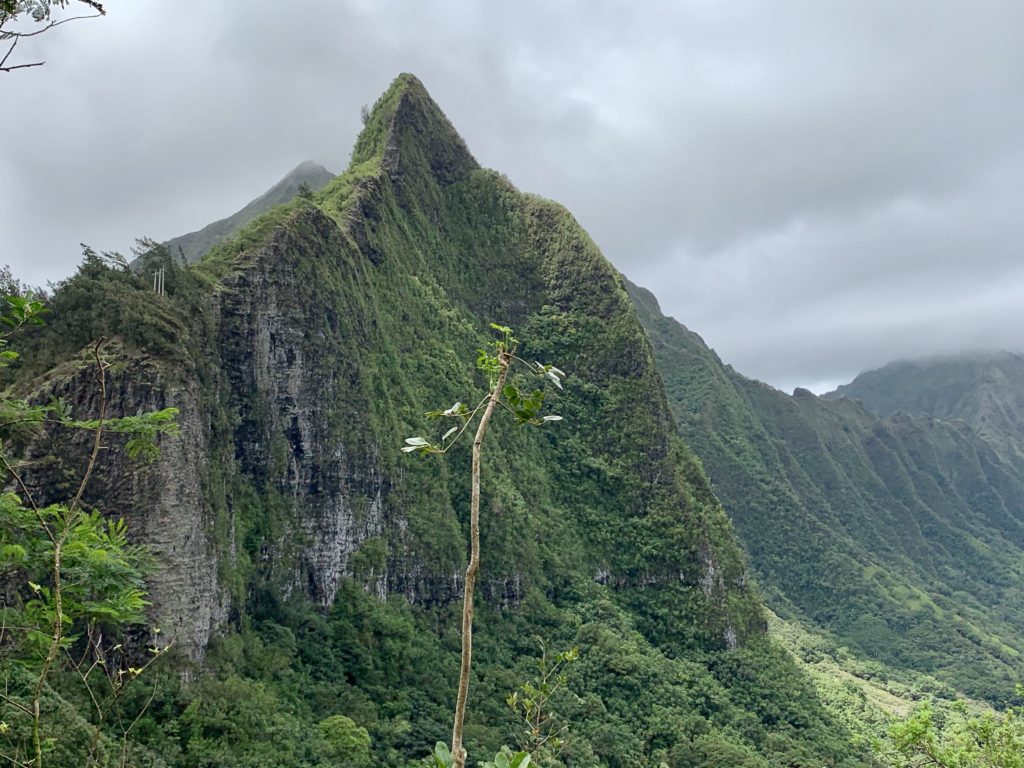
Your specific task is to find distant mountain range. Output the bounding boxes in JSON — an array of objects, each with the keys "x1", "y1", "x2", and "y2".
[
  {"x1": 628, "y1": 279, "x2": 1024, "y2": 703},
  {"x1": 826, "y1": 351, "x2": 1024, "y2": 461},
  {"x1": 163, "y1": 160, "x2": 334, "y2": 263}
]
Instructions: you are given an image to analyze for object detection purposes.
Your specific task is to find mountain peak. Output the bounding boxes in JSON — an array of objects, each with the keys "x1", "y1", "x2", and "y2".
[
  {"x1": 351, "y1": 73, "x2": 478, "y2": 184},
  {"x1": 162, "y1": 160, "x2": 334, "y2": 263},
  {"x1": 285, "y1": 159, "x2": 331, "y2": 179},
  {"x1": 263, "y1": 160, "x2": 334, "y2": 201},
  {"x1": 825, "y1": 349, "x2": 1024, "y2": 459}
]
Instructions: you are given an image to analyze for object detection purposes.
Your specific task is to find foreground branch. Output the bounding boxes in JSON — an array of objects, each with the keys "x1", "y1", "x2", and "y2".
[{"x1": 0, "y1": 3, "x2": 105, "y2": 73}]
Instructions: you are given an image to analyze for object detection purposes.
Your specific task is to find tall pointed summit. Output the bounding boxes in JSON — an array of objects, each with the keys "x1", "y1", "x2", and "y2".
[{"x1": 352, "y1": 73, "x2": 479, "y2": 185}]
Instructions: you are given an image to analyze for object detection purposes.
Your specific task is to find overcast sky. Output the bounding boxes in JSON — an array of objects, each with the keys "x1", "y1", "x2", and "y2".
[{"x1": 2, "y1": 1, "x2": 1022, "y2": 392}]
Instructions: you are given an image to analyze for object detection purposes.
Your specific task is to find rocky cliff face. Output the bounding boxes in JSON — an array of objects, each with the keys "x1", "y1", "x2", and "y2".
[
  {"x1": 212, "y1": 204, "x2": 421, "y2": 609},
  {"x1": 21, "y1": 349, "x2": 227, "y2": 659}
]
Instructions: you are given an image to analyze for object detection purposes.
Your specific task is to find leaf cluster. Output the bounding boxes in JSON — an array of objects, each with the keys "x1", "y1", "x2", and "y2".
[
  {"x1": 0, "y1": 494, "x2": 149, "y2": 664},
  {"x1": 1, "y1": 395, "x2": 179, "y2": 462},
  {"x1": 1, "y1": 1, "x2": 103, "y2": 24},
  {"x1": 0, "y1": 292, "x2": 46, "y2": 368},
  {"x1": 879, "y1": 696, "x2": 1024, "y2": 768},
  {"x1": 432, "y1": 741, "x2": 531, "y2": 768},
  {"x1": 506, "y1": 645, "x2": 578, "y2": 763},
  {"x1": 403, "y1": 325, "x2": 564, "y2": 456}
]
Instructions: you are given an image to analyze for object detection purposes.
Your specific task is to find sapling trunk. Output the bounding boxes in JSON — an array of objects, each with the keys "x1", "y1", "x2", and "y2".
[
  {"x1": 408, "y1": 327, "x2": 563, "y2": 766},
  {"x1": 450, "y1": 351, "x2": 510, "y2": 768}
]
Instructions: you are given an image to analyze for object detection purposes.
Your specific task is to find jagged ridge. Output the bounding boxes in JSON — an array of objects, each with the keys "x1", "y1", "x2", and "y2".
[{"x1": 827, "y1": 350, "x2": 1024, "y2": 461}]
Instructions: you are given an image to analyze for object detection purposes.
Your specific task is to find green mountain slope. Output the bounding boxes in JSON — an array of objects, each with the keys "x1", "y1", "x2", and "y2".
[
  {"x1": 1, "y1": 75, "x2": 869, "y2": 767},
  {"x1": 827, "y1": 351, "x2": 1024, "y2": 461},
  {"x1": 628, "y1": 280, "x2": 1024, "y2": 704},
  {"x1": 162, "y1": 160, "x2": 335, "y2": 263}
]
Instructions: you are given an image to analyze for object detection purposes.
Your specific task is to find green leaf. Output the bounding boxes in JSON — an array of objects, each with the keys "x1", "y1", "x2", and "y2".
[
  {"x1": 542, "y1": 415, "x2": 563, "y2": 422},
  {"x1": 509, "y1": 753, "x2": 531, "y2": 768},
  {"x1": 433, "y1": 742, "x2": 453, "y2": 768},
  {"x1": 1, "y1": 543, "x2": 27, "y2": 561},
  {"x1": 404, "y1": 437, "x2": 429, "y2": 446},
  {"x1": 442, "y1": 426, "x2": 458, "y2": 442},
  {"x1": 477, "y1": 348, "x2": 501, "y2": 377}
]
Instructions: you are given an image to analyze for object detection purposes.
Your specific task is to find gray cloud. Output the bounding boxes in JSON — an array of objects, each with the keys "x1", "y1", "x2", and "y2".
[{"x1": 2, "y1": 0, "x2": 1022, "y2": 391}]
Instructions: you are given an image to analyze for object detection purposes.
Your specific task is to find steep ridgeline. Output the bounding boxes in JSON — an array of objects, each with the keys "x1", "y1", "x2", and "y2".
[
  {"x1": 3, "y1": 75, "x2": 869, "y2": 766},
  {"x1": 163, "y1": 160, "x2": 335, "y2": 263},
  {"x1": 827, "y1": 351, "x2": 1024, "y2": 462},
  {"x1": 627, "y1": 280, "x2": 1024, "y2": 705}
]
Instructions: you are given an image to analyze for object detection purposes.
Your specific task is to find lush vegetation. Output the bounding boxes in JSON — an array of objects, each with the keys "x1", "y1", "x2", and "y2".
[
  {"x1": 10, "y1": 70, "x2": 1024, "y2": 768},
  {"x1": 882, "y1": 696, "x2": 1024, "y2": 767},
  {"x1": 0, "y1": 74, "x2": 877, "y2": 766},
  {"x1": 628, "y1": 279, "x2": 1024, "y2": 704},
  {"x1": 0, "y1": 289, "x2": 177, "y2": 767}
]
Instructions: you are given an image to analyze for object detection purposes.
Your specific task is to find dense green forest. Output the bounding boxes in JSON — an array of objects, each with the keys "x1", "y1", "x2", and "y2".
[{"x1": 0, "y1": 75, "x2": 886, "y2": 767}]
